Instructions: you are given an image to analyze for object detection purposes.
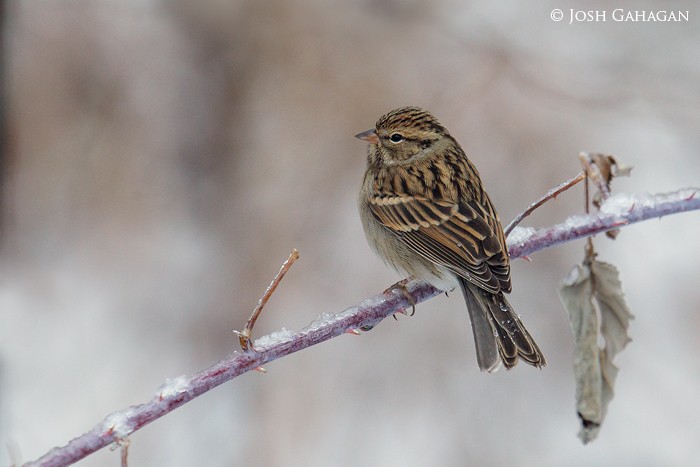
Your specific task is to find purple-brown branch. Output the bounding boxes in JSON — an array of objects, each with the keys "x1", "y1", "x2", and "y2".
[
  {"x1": 507, "y1": 188, "x2": 699, "y2": 258},
  {"x1": 23, "y1": 187, "x2": 699, "y2": 467}
]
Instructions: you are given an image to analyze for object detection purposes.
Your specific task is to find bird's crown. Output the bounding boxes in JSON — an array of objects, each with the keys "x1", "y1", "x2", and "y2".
[{"x1": 375, "y1": 107, "x2": 448, "y2": 136}]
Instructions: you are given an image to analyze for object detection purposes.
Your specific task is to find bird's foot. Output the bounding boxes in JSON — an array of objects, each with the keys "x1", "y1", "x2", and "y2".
[{"x1": 385, "y1": 278, "x2": 416, "y2": 317}]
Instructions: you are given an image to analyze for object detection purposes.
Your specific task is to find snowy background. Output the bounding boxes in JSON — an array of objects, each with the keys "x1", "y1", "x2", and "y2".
[{"x1": 2, "y1": 1, "x2": 699, "y2": 466}]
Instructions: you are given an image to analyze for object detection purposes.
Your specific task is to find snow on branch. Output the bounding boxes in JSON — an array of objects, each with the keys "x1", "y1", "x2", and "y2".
[{"x1": 23, "y1": 187, "x2": 699, "y2": 467}]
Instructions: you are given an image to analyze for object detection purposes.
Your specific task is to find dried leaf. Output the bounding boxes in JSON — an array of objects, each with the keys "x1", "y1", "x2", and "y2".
[
  {"x1": 591, "y1": 261, "x2": 633, "y2": 358},
  {"x1": 588, "y1": 154, "x2": 633, "y2": 196},
  {"x1": 579, "y1": 153, "x2": 632, "y2": 240},
  {"x1": 612, "y1": 162, "x2": 632, "y2": 178},
  {"x1": 604, "y1": 228, "x2": 620, "y2": 240},
  {"x1": 558, "y1": 259, "x2": 633, "y2": 444},
  {"x1": 559, "y1": 263, "x2": 602, "y2": 442},
  {"x1": 590, "y1": 154, "x2": 615, "y2": 188},
  {"x1": 580, "y1": 153, "x2": 633, "y2": 239}
]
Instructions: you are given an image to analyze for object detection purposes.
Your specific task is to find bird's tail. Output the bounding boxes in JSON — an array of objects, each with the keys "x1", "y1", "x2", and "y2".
[{"x1": 459, "y1": 278, "x2": 546, "y2": 372}]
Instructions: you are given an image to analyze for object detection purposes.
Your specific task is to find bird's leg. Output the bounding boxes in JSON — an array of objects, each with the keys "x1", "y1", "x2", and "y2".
[{"x1": 385, "y1": 278, "x2": 417, "y2": 317}]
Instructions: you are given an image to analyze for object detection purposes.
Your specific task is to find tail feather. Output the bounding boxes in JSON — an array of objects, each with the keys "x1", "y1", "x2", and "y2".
[
  {"x1": 462, "y1": 280, "x2": 500, "y2": 372},
  {"x1": 459, "y1": 278, "x2": 546, "y2": 371}
]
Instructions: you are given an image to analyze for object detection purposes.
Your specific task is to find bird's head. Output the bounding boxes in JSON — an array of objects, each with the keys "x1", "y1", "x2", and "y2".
[{"x1": 356, "y1": 107, "x2": 450, "y2": 167}]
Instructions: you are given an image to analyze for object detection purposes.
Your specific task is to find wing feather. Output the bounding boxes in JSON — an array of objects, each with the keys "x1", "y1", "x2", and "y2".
[{"x1": 368, "y1": 194, "x2": 510, "y2": 293}]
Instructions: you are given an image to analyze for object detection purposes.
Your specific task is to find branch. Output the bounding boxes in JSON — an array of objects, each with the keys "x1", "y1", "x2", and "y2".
[
  {"x1": 23, "y1": 187, "x2": 699, "y2": 467},
  {"x1": 507, "y1": 188, "x2": 699, "y2": 258}
]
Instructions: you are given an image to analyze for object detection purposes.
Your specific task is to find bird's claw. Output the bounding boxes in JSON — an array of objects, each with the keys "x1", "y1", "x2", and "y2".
[{"x1": 385, "y1": 279, "x2": 417, "y2": 317}]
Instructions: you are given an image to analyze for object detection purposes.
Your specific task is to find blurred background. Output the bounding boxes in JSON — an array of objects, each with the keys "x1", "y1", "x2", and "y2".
[{"x1": 1, "y1": 0, "x2": 699, "y2": 465}]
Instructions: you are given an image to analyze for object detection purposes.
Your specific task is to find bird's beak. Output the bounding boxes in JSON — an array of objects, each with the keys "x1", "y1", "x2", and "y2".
[{"x1": 355, "y1": 129, "x2": 379, "y2": 144}]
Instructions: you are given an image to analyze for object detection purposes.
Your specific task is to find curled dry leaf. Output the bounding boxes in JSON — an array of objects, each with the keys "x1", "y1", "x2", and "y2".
[
  {"x1": 558, "y1": 259, "x2": 633, "y2": 444},
  {"x1": 579, "y1": 153, "x2": 633, "y2": 239}
]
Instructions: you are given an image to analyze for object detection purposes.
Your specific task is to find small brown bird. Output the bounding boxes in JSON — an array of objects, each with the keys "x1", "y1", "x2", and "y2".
[{"x1": 356, "y1": 107, "x2": 545, "y2": 372}]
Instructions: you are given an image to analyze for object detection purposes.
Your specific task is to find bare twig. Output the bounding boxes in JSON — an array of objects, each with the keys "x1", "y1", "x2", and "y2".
[
  {"x1": 234, "y1": 249, "x2": 300, "y2": 351},
  {"x1": 504, "y1": 171, "x2": 585, "y2": 236},
  {"x1": 23, "y1": 187, "x2": 700, "y2": 467},
  {"x1": 119, "y1": 439, "x2": 129, "y2": 467},
  {"x1": 581, "y1": 158, "x2": 594, "y2": 252}
]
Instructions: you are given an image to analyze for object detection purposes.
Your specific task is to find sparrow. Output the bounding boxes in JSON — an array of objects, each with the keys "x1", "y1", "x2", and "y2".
[{"x1": 356, "y1": 106, "x2": 545, "y2": 371}]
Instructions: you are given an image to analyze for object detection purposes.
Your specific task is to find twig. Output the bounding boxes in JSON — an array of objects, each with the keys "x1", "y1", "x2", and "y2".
[
  {"x1": 504, "y1": 171, "x2": 585, "y2": 236},
  {"x1": 234, "y1": 249, "x2": 300, "y2": 351},
  {"x1": 23, "y1": 187, "x2": 700, "y2": 467},
  {"x1": 580, "y1": 156, "x2": 594, "y2": 252},
  {"x1": 119, "y1": 439, "x2": 129, "y2": 467}
]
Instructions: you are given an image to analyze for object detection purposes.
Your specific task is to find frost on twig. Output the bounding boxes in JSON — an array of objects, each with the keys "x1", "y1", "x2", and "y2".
[{"x1": 559, "y1": 260, "x2": 633, "y2": 444}]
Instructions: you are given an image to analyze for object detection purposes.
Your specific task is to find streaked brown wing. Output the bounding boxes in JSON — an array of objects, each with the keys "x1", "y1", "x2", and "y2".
[{"x1": 368, "y1": 194, "x2": 511, "y2": 293}]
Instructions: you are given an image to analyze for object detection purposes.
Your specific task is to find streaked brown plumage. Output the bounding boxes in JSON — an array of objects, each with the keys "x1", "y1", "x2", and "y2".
[{"x1": 356, "y1": 107, "x2": 545, "y2": 372}]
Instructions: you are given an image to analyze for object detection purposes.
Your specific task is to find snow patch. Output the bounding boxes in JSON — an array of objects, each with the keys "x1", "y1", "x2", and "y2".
[
  {"x1": 155, "y1": 375, "x2": 189, "y2": 399},
  {"x1": 506, "y1": 226, "x2": 536, "y2": 246},
  {"x1": 305, "y1": 312, "x2": 344, "y2": 332},
  {"x1": 102, "y1": 407, "x2": 139, "y2": 438},
  {"x1": 253, "y1": 327, "x2": 297, "y2": 349},
  {"x1": 600, "y1": 192, "x2": 654, "y2": 216}
]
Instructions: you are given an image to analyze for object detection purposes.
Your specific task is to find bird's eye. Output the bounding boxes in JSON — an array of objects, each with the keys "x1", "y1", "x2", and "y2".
[{"x1": 390, "y1": 133, "x2": 404, "y2": 143}]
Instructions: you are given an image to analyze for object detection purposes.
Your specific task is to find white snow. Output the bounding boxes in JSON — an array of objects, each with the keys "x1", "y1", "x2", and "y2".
[
  {"x1": 155, "y1": 375, "x2": 189, "y2": 399},
  {"x1": 506, "y1": 226, "x2": 536, "y2": 246},
  {"x1": 562, "y1": 214, "x2": 592, "y2": 230},
  {"x1": 305, "y1": 312, "x2": 342, "y2": 332},
  {"x1": 253, "y1": 327, "x2": 297, "y2": 349},
  {"x1": 599, "y1": 192, "x2": 654, "y2": 216},
  {"x1": 102, "y1": 407, "x2": 139, "y2": 438}
]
